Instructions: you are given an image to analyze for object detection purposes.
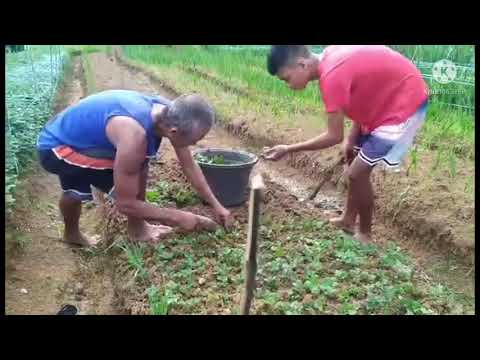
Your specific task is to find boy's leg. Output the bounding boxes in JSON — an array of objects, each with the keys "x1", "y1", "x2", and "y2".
[
  {"x1": 330, "y1": 101, "x2": 428, "y2": 243},
  {"x1": 330, "y1": 147, "x2": 363, "y2": 233},
  {"x1": 347, "y1": 156, "x2": 375, "y2": 243},
  {"x1": 329, "y1": 181, "x2": 357, "y2": 234}
]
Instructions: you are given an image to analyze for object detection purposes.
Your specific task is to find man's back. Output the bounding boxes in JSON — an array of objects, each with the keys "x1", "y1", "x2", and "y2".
[{"x1": 37, "y1": 89, "x2": 169, "y2": 157}]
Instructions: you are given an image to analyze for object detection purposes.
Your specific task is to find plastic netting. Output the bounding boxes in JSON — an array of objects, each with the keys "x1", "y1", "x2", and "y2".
[{"x1": 5, "y1": 45, "x2": 68, "y2": 212}]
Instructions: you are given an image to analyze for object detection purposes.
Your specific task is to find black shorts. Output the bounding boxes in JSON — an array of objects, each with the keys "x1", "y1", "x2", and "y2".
[{"x1": 37, "y1": 146, "x2": 115, "y2": 202}]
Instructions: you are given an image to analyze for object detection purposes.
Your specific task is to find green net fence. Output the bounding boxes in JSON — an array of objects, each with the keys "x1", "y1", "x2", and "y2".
[
  {"x1": 210, "y1": 45, "x2": 475, "y2": 113},
  {"x1": 5, "y1": 45, "x2": 68, "y2": 213}
]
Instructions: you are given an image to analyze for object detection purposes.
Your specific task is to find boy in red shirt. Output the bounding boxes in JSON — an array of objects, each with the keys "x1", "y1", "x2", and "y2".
[{"x1": 264, "y1": 45, "x2": 429, "y2": 243}]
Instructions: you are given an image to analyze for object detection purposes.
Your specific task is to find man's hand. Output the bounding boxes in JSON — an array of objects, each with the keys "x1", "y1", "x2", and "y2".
[
  {"x1": 213, "y1": 205, "x2": 233, "y2": 229},
  {"x1": 177, "y1": 212, "x2": 219, "y2": 232},
  {"x1": 263, "y1": 145, "x2": 290, "y2": 161},
  {"x1": 196, "y1": 215, "x2": 219, "y2": 232}
]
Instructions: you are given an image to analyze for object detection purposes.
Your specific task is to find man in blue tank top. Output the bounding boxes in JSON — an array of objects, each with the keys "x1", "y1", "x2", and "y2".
[{"x1": 37, "y1": 89, "x2": 232, "y2": 246}]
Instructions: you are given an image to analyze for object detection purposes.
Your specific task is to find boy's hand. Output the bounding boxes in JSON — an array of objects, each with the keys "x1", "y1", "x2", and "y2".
[
  {"x1": 343, "y1": 141, "x2": 356, "y2": 165},
  {"x1": 263, "y1": 145, "x2": 290, "y2": 161}
]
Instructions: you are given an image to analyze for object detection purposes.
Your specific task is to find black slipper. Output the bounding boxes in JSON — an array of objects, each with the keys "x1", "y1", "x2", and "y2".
[{"x1": 57, "y1": 304, "x2": 78, "y2": 315}]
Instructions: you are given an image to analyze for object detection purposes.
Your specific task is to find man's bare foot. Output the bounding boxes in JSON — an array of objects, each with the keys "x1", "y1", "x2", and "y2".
[
  {"x1": 353, "y1": 231, "x2": 371, "y2": 244},
  {"x1": 64, "y1": 232, "x2": 100, "y2": 247},
  {"x1": 129, "y1": 222, "x2": 173, "y2": 244},
  {"x1": 329, "y1": 216, "x2": 356, "y2": 234}
]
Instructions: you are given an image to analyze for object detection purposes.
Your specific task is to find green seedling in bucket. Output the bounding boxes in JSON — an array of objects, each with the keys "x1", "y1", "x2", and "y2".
[
  {"x1": 194, "y1": 148, "x2": 258, "y2": 206},
  {"x1": 195, "y1": 153, "x2": 226, "y2": 165}
]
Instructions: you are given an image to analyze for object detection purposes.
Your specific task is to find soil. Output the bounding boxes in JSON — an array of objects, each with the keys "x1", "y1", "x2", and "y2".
[
  {"x1": 115, "y1": 50, "x2": 474, "y2": 291},
  {"x1": 113, "y1": 50, "x2": 476, "y2": 299},
  {"x1": 115, "y1": 49, "x2": 474, "y2": 259},
  {"x1": 5, "y1": 50, "x2": 474, "y2": 315}
]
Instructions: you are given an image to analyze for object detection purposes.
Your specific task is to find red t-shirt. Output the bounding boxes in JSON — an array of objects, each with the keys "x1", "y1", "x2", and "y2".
[{"x1": 318, "y1": 45, "x2": 429, "y2": 133}]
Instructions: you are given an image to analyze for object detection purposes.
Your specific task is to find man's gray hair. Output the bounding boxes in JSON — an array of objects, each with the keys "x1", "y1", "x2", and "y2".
[{"x1": 165, "y1": 94, "x2": 215, "y2": 136}]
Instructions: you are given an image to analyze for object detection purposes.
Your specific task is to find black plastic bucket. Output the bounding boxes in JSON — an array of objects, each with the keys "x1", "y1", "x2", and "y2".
[{"x1": 194, "y1": 148, "x2": 258, "y2": 207}]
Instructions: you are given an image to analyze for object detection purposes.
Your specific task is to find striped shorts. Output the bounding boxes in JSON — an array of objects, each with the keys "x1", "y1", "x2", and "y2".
[
  {"x1": 37, "y1": 146, "x2": 116, "y2": 202},
  {"x1": 354, "y1": 101, "x2": 428, "y2": 168}
]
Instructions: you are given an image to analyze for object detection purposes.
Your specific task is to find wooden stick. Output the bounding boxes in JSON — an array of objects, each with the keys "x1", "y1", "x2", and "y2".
[
  {"x1": 308, "y1": 177, "x2": 330, "y2": 201},
  {"x1": 308, "y1": 157, "x2": 344, "y2": 200},
  {"x1": 240, "y1": 174, "x2": 265, "y2": 315}
]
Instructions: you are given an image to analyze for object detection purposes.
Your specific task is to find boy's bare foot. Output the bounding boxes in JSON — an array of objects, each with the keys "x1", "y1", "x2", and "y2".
[
  {"x1": 129, "y1": 221, "x2": 173, "y2": 244},
  {"x1": 353, "y1": 231, "x2": 371, "y2": 244},
  {"x1": 329, "y1": 216, "x2": 356, "y2": 234},
  {"x1": 64, "y1": 232, "x2": 100, "y2": 247}
]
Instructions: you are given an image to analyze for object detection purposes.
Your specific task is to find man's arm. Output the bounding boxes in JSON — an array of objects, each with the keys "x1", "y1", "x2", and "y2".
[
  {"x1": 174, "y1": 146, "x2": 224, "y2": 210},
  {"x1": 287, "y1": 111, "x2": 345, "y2": 153},
  {"x1": 137, "y1": 161, "x2": 149, "y2": 201},
  {"x1": 106, "y1": 116, "x2": 199, "y2": 230}
]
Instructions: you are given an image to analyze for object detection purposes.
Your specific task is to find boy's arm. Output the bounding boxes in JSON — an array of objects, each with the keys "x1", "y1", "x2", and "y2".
[
  {"x1": 346, "y1": 122, "x2": 361, "y2": 146},
  {"x1": 263, "y1": 111, "x2": 344, "y2": 161},
  {"x1": 343, "y1": 122, "x2": 361, "y2": 164},
  {"x1": 287, "y1": 111, "x2": 345, "y2": 153},
  {"x1": 288, "y1": 112, "x2": 344, "y2": 152}
]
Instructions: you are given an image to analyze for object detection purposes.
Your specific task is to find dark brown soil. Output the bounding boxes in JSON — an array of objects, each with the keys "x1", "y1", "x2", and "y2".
[{"x1": 113, "y1": 49, "x2": 474, "y2": 298}]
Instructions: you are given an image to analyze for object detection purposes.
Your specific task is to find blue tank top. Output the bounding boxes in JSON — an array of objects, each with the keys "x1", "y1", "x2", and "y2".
[{"x1": 37, "y1": 89, "x2": 170, "y2": 158}]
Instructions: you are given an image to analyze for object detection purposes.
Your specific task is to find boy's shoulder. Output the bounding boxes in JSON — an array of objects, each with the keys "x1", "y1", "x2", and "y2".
[{"x1": 319, "y1": 45, "x2": 389, "y2": 83}]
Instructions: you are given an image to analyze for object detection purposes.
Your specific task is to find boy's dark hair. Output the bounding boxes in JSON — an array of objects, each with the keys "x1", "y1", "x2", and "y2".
[{"x1": 267, "y1": 45, "x2": 311, "y2": 76}]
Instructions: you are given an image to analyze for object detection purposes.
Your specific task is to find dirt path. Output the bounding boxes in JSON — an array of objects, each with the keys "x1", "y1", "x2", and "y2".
[
  {"x1": 5, "y1": 167, "x2": 80, "y2": 314},
  {"x1": 5, "y1": 57, "x2": 119, "y2": 315}
]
